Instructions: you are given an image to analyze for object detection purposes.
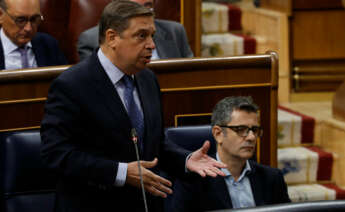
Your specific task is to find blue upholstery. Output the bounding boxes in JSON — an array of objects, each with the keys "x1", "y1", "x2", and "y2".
[
  {"x1": 164, "y1": 125, "x2": 216, "y2": 155},
  {"x1": 0, "y1": 126, "x2": 215, "y2": 212},
  {"x1": 0, "y1": 130, "x2": 56, "y2": 212}
]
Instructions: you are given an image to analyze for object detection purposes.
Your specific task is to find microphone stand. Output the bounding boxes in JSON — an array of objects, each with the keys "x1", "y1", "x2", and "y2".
[{"x1": 131, "y1": 128, "x2": 148, "y2": 212}]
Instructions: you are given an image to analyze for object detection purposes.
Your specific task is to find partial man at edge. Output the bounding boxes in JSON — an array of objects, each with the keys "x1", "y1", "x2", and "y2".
[
  {"x1": 77, "y1": 0, "x2": 193, "y2": 61},
  {"x1": 0, "y1": 0, "x2": 67, "y2": 71},
  {"x1": 166, "y1": 96, "x2": 291, "y2": 212}
]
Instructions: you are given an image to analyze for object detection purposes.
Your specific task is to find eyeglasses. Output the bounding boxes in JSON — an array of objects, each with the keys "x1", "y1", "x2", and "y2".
[
  {"x1": 3, "y1": 9, "x2": 43, "y2": 28},
  {"x1": 219, "y1": 125, "x2": 263, "y2": 137}
]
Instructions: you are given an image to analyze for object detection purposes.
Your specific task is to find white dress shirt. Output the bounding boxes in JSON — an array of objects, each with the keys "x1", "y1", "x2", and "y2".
[
  {"x1": 97, "y1": 48, "x2": 144, "y2": 186},
  {"x1": 0, "y1": 28, "x2": 37, "y2": 70}
]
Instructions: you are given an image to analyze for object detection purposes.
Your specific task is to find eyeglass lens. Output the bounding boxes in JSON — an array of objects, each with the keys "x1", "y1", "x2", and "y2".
[
  {"x1": 220, "y1": 125, "x2": 263, "y2": 137},
  {"x1": 15, "y1": 15, "x2": 42, "y2": 28}
]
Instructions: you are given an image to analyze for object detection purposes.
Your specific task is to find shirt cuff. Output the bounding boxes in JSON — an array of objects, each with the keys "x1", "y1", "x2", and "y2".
[
  {"x1": 185, "y1": 153, "x2": 193, "y2": 173},
  {"x1": 114, "y1": 162, "x2": 128, "y2": 186}
]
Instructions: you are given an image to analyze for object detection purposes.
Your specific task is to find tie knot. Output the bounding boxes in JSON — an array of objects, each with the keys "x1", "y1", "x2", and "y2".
[
  {"x1": 18, "y1": 45, "x2": 28, "y2": 53},
  {"x1": 122, "y1": 75, "x2": 134, "y2": 89}
]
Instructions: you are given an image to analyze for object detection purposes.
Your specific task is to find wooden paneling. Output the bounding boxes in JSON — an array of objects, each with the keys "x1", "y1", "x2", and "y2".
[
  {"x1": 154, "y1": 0, "x2": 201, "y2": 57},
  {"x1": 293, "y1": 0, "x2": 344, "y2": 10},
  {"x1": 259, "y1": 0, "x2": 344, "y2": 14},
  {"x1": 181, "y1": 0, "x2": 201, "y2": 57},
  {"x1": 255, "y1": 0, "x2": 345, "y2": 93},
  {"x1": 293, "y1": 60, "x2": 345, "y2": 92},
  {"x1": 0, "y1": 53, "x2": 278, "y2": 166},
  {"x1": 259, "y1": 0, "x2": 292, "y2": 15},
  {"x1": 292, "y1": 10, "x2": 345, "y2": 60},
  {"x1": 154, "y1": 0, "x2": 180, "y2": 22},
  {"x1": 240, "y1": 6, "x2": 290, "y2": 102}
]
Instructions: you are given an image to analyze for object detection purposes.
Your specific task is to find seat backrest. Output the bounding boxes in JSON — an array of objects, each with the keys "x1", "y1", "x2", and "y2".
[
  {"x1": 0, "y1": 130, "x2": 56, "y2": 212},
  {"x1": 66, "y1": 0, "x2": 112, "y2": 63},
  {"x1": 39, "y1": 0, "x2": 71, "y2": 62},
  {"x1": 165, "y1": 125, "x2": 216, "y2": 155}
]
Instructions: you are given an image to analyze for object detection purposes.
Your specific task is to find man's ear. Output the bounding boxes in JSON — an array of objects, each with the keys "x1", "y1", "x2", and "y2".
[
  {"x1": 212, "y1": 125, "x2": 224, "y2": 146},
  {"x1": 105, "y1": 28, "x2": 119, "y2": 48}
]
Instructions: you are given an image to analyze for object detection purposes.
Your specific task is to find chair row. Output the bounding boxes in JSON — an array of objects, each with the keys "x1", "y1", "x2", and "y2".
[
  {"x1": 2, "y1": 126, "x2": 345, "y2": 212},
  {"x1": 0, "y1": 126, "x2": 213, "y2": 212}
]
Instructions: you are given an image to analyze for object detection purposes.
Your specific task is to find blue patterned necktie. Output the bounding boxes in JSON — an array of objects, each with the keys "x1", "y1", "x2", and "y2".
[
  {"x1": 122, "y1": 75, "x2": 144, "y2": 150},
  {"x1": 18, "y1": 46, "x2": 29, "y2": 68}
]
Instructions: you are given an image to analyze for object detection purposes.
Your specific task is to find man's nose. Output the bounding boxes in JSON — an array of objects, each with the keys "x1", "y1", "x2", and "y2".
[
  {"x1": 246, "y1": 130, "x2": 257, "y2": 141},
  {"x1": 23, "y1": 21, "x2": 33, "y2": 31},
  {"x1": 146, "y1": 36, "x2": 155, "y2": 50}
]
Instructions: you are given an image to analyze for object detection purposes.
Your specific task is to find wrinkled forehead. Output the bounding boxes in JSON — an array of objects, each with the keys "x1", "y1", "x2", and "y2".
[
  {"x1": 6, "y1": 0, "x2": 41, "y2": 16},
  {"x1": 127, "y1": 15, "x2": 155, "y2": 31},
  {"x1": 229, "y1": 110, "x2": 259, "y2": 125}
]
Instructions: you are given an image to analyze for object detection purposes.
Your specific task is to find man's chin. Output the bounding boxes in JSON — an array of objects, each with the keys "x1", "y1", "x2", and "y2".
[
  {"x1": 16, "y1": 38, "x2": 31, "y2": 47},
  {"x1": 240, "y1": 151, "x2": 255, "y2": 160}
]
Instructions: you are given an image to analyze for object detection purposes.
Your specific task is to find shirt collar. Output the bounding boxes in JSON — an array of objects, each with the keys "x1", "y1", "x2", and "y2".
[
  {"x1": 97, "y1": 48, "x2": 126, "y2": 85},
  {"x1": 216, "y1": 153, "x2": 252, "y2": 181},
  {"x1": 1, "y1": 28, "x2": 32, "y2": 55}
]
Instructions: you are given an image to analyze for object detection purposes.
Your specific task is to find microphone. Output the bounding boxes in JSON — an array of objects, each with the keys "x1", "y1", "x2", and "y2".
[{"x1": 131, "y1": 128, "x2": 148, "y2": 212}]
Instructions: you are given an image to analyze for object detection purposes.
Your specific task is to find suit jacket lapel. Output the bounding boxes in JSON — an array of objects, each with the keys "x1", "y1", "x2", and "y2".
[
  {"x1": 207, "y1": 154, "x2": 233, "y2": 208},
  {"x1": 0, "y1": 38, "x2": 5, "y2": 70},
  {"x1": 31, "y1": 36, "x2": 46, "y2": 66},
  {"x1": 88, "y1": 54, "x2": 132, "y2": 131},
  {"x1": 208, "y1": 176, "x2": 233, "y2": 209},
  {"x1": 248, "y1": 161, "x2": 264, "y2": 206}
]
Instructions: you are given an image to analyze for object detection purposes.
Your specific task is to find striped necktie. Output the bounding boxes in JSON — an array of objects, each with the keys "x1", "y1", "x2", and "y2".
[
  {"x1": 122, "y1": 75, "x2": 144, "y2": 151},
  {"x1": 18, "y1": 46, "x2": 29, "y2": 68}
]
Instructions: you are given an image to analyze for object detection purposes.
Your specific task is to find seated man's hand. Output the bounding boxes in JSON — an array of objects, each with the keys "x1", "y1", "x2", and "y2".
[{"x1": 126, "y1": 158, "x2": 172, "y2": 198}]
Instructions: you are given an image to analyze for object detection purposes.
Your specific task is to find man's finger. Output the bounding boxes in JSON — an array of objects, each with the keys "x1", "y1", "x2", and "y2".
[
  {"x1": 212, "y1": 160, "x2": 227, "y2": 169},
  {"x1": 153, "y1": 175, "x2": 172, "y2": 187},
  {"x1": 204, "y1": 169, "x2": 217, "y2": 178},
  {"x1": 210, "y1": 166, "x2": 226, "y2": 177},
  {"x1": 151, "y1": 181, "x2": 173, "y2": 195},
  {"x1": 146, "y1": 185, "x2": 168, "y2": 198},
  {"x1": 197, "y1": 169, "x2": 206, "y2": 177}
]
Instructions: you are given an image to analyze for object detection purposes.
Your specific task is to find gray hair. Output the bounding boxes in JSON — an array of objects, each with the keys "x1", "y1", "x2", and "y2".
[
  {"x1": 211, "y1": 96, "x2": 259, "y2": 126},
  {"x1": 0, "y1": 0, "x2": 7, "y2": 10},
  {"x1": 99, "y1": 0, "x2": 154, "y2": 44}
]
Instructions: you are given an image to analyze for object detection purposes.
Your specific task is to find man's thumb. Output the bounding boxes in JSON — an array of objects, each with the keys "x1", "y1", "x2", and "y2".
[
  {"x1": 201, "y1": 140, "x2": 210, "y2": 154},
  {"x1": 140, "y1": 157, "x2": 158, "y2": 168}
]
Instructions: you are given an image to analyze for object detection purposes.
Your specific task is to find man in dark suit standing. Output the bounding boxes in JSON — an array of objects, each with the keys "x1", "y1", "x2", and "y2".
[
  {"x1": 77, "y1": 0, "x2": 193, "y2": 61},
  {"x1": 0, "y1": 0, "x2": 67, "y2": 70},
  {"x1": 40, "y1": 1, "x2": 225, "y2": 212},
  {"x1": 166, "y1": 96, "x2": 291, "y2": 212}
]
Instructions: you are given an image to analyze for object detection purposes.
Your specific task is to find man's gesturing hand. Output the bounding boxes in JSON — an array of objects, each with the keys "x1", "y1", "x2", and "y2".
[
  {"x1": 186, "y1": 140, "x2": 227, "y2": 177},
  {"x1": 126, "y1": 158, "x2": 172, "y2": 198}
]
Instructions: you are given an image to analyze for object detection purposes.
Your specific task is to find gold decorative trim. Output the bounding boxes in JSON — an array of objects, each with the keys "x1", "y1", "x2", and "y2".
[
  {"x1": 161, "y1": 83, "x2": 271, "y2": 93},
  {"x1": 290, "y1": 119, "x2": 295, "y2": 146},
  {"x1": 287, "y1": 180, "x2": 334, "y2": 186},
  {"x1": 0, "y1": 126, "x2": 40, "y2": 133},
  {"x1": 306, "y1": 154, "x2": 311, "y2": 183},
  {"x1": 278, "y1": 143, "x2": 315, "y2": 148},
  {"x1": 174, "y1": 113, "x2": 211, "y2": 127},
  {"x1": 0, "y1": 97, "x2": 46, "y2": 105},
  {"x1": 180, "y1": 0, "x2": 184, "y2": 25},
  {"x1": 256, "y1": 138, "x2": 261, "y2": 164}
]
